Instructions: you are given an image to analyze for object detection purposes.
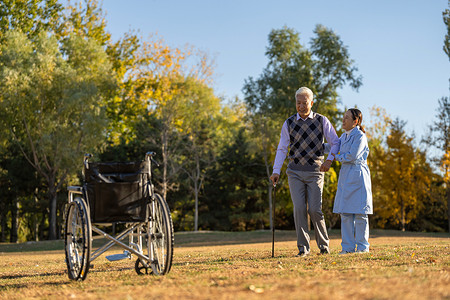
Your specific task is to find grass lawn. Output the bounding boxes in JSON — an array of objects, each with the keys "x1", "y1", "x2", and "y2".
[{"x1": 0, "y1": 229, "x2": 449, "y2": 299}]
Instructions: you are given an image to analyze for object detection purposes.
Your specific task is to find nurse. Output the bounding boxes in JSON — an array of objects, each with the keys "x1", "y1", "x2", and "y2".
[{"x1": 332, "y1": 108, "x2": 372, "y2": 254}]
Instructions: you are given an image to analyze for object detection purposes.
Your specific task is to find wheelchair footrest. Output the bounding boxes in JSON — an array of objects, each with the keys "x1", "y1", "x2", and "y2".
[{"x1": 106, "y1": 251, "x2": 131, "y2": 261}]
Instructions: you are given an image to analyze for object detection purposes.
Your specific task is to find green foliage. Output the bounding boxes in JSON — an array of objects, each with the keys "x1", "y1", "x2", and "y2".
[
  {"x1": 425, "y1": 97, "x2": 450, "y2": 166},
  {"x1": 0, "y1": 29, "x2": 114, "y2": 171},
  {"x1": 0, "y1": 0, "x2": 63, "y2": 41},
  {"x1": 310, "y1": 25, "x2": 362, "y2": 114},
  {"x1": 0, "y1": 29, "x2": 115, "y2": 239},
  {"x1": 61, "y1": 0, "x2": 111, "y2": 46},
  {"x1": 244, "y1": 24, "x2": 361, "y2": 122},
  {"x1": 201, "y1": 129, "x2": 267, "y2": 231},
  {"x1": 408, "y1": 173, "x2": 448, "y2": 232}
]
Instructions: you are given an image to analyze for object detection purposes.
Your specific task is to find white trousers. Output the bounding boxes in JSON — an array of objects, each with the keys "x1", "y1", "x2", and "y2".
[{"x1": 340, "y1": 213, "x2": 370, "y2": 252}]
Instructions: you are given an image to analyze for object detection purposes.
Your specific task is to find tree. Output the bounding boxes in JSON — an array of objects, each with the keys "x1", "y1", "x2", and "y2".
[
  {"x1": 0, "y1": 30, "x2": 115, "y2": 239},
  {"x1": 242, "y1": 25, "x2": 362, "y2": 230},
  {"x1": 0, "y1": 143, "x2": 44, "y2": 242},
  {"x1": 421, "y1": 2, "x2": 450, "y2": 232},
  {"x1": 373, "y1": 119, "x2": 430, "y2": 231},
  {"x1": 97, "y1": 32, "x2": 221, "y2": 231},
  {"x1": 365, "y1": 106, "x2": 392, "y2": 149},
  {"x1": 61, "y1": 0, "x2": 111, "y2": 46},
  {"x1": 0, "y1": 0, "x2": 63, "y2": 42},
  {"x1": 425, "y1": 97, "x2": 450, "y2": 232},
  {"x1": 202, "y1": 129, "x2": 267, "y2": 231},
  {"x1": 0, "y1": 0, "x2": 142, "y2": 241},
  {"x1": 244, "y1": 25, "x2": 362, "y2": 120},
  {"x1": 441, "y1": 1, "x2": 450, "y2": 232},
  {"x1": 177, "y1": 77, "x2": 222, "y2": 231},
  {"x1": 443, "y1": 0, "x2": 449, "y2": 61}
]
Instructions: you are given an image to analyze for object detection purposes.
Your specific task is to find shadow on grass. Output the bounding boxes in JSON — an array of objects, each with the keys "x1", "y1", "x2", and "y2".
[
  {"x1": 0, "y1": 273, "x2": 72, "y2": 292},
  {"x1": 369, "y1": 229, "x2": 450, "y2": 239},
  {"x1": 0, "y1": 229, "x2": 448, "y2": 253},
  {"x1": 0, "y1": 270, "x2": 66, "y2": 280}
]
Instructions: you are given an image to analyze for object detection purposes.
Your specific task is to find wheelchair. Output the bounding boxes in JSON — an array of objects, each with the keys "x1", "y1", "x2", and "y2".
[{"x1": 64, "y1": 152, "x2": 174, "y2": 281}]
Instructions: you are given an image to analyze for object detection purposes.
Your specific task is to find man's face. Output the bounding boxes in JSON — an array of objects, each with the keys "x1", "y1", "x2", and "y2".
[{"x1": 296, "y1": 94, "x2": 313, "y2": 117}]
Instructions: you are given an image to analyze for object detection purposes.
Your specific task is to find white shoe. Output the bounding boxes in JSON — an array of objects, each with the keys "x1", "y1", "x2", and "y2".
[{"x1": 356, "y1": 249, "x2": 369, "y2": 254}]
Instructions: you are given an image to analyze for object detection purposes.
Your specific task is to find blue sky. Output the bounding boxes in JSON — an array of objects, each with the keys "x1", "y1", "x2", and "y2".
[{"x1": 101, "y1": 0, "x2": 449, "y2": 138}]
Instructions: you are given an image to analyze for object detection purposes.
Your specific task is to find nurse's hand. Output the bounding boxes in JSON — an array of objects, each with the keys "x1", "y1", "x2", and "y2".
[{"x1": 320, "y1": 160, "x2": 332, "y2": 172}]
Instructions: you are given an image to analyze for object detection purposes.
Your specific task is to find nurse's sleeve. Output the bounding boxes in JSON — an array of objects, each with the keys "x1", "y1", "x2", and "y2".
[{"x1": 335, "y1": 134, "x2": 366, "y2": 163}]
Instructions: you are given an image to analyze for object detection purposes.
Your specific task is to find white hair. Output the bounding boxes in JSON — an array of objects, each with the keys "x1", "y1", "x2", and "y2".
[{"x1": 295, "y1": 87, "x2": 314, "y2": 101}]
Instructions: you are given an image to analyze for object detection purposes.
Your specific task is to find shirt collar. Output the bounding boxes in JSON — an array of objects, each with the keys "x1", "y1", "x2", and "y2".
[
  {"x1": 345, "y1": 126, "x2": 357, "y2": 135},
  {"x1": 296, "y1": 111, "x2": 314, "y2": 121}
]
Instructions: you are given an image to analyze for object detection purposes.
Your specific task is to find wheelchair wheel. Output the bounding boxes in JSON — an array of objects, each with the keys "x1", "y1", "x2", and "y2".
[
  {"x1": 64, "y1": 197, "x2": 92, "y2": 281},
  {"x1": 136, "y1": 193, "x2": 174, "y2": 275}
]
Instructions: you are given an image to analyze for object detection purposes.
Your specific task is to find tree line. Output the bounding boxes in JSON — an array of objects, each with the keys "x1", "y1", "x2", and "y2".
[{"x1": 0, "y1": 0, "x2": 448, "y2": 242}]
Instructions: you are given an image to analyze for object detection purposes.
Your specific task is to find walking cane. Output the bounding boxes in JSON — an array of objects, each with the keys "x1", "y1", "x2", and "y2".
[{"x1": 271, "y1": 183, "x2": 276, "y2": 258}]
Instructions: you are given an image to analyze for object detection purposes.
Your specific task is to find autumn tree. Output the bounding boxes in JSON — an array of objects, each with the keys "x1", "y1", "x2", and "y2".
[{"x1": 373, "y1": 119, "x2": 432, "y2": 231}]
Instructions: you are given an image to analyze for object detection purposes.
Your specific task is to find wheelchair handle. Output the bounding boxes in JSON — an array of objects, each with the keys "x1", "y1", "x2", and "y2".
[
  {"x1": 145, "y1": 152, "x2": 160, "y2": 167},
  {"x1": 84, "y1": 153, "x2": 93, "y2": 169}
]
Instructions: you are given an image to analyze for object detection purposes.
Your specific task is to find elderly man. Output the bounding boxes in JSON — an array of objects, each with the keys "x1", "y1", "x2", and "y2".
[{"x1": 270, "y1": 87, "x2": 340, "y2": 256}]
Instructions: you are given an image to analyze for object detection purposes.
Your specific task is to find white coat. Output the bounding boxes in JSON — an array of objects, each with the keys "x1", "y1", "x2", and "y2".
[{"x1": 333, "y1": 127, "x2": 373, "y2": 214}]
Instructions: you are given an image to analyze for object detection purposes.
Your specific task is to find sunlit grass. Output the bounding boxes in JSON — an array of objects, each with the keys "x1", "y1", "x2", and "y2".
[{"x1": 0, "y1": 230, "x2": 449, "y2": 299}]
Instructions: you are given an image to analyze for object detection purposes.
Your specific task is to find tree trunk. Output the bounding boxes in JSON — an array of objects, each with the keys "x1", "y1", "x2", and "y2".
[
  {"x1": 39, "y1": 210, "x2": 46, "y2": 241},
  {"x1": 10, "y1": 198, "x2": 19, "y2": 243},
  {"x1": 401, "y1": 198, "x2": 405, "y2": 232},
  {"x1": 194, "y1": 154, "x2": 200, "y2": 231},
  {"x1": 48, "y1": 189, "x2": 57, "y2": 240},
  {"x1": 194, "y1": 183, "x2": 199, "y2": 232},
  {"x1": 34, "y1": 216, "x2": 39, "y2": 241},
  {"x1": 161, "y1": 130, "x2": 168, "y2": 201},
  {"x1": 34, "y1": 192, "x2": 39, "y2": 241},
  {"x1": 0, "y1": 210, "x2": 6, "y2": 242}
]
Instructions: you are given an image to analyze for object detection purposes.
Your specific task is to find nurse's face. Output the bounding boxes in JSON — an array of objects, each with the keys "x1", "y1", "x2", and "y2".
[{"x1": 342, "y1": 110, "x2": 357, "y2": 131}]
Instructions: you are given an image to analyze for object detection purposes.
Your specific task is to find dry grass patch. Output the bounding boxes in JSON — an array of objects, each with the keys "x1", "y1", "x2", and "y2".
[{"x1": 0, "y1": 230, "x2": 449, "y2": 299}]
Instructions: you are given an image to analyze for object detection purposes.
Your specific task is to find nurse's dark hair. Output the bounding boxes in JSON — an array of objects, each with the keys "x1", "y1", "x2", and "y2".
[{"x1": 348, "y1": 108, "x2": 365, "y2": 133}]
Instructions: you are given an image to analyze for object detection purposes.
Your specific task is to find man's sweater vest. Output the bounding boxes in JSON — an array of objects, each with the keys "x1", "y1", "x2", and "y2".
[{"x1": 287, "y1": 112, "x2": 325, "y2": 171}]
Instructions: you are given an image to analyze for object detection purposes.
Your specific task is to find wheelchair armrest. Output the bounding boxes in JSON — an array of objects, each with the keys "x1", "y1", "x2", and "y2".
[{"x1": 68, "y1": 186, "x2": 83, "y2": 193}]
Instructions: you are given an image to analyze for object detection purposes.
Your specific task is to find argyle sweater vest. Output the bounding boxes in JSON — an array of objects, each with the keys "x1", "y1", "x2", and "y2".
[{"x1": 287, "y1": 112, "x2": 325, "y2": 171}]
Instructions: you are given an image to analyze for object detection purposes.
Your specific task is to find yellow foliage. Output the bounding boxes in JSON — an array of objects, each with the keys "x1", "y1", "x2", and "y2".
[
  {"x1": 441, "y1": 148, "x2": 450, "y2": 184},
  {"x1": 107, "y1": 30, "x2": 216, "y2": 144},
  {"x1": 365, "y1": 105, "x2": 391, "y2": 142},
  {"x1": 371, "y1": 119, "x2": 432, "y2": 230}
]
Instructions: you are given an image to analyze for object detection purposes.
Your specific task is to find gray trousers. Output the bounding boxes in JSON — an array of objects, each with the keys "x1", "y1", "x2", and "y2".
[{"x1": 286, "y1": 168, "x2": 329, "y2": 253}]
